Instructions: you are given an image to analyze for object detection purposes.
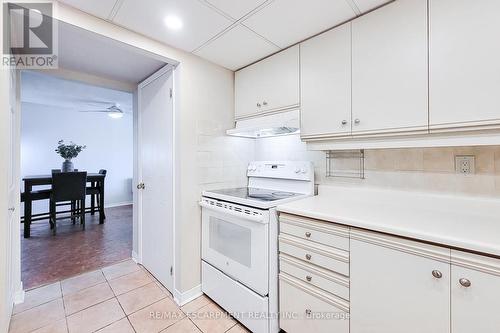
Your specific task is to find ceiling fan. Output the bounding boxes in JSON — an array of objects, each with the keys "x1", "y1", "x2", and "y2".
[{"x1": 78, "y1": 102, "x2": 124, "y2": 119}]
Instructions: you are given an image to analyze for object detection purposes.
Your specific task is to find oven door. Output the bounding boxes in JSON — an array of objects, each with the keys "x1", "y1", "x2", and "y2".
[{"x1": 200, "y1": 197, "x2": 269, "y2": 296}]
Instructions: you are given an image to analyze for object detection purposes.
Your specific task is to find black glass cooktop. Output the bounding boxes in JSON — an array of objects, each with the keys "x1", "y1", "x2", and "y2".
[{"x1": 208, "y1": 187, "x2": 301, "y2": 202}]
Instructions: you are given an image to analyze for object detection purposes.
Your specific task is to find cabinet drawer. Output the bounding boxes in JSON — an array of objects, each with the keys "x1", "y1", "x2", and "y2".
[
  {"x1": 280, "y1": 253, "x2": 349, "y2": 300},
  {"x1": 280, "y1": 213, "x2": 349, "y2": 251},
  {"x1": 279, "y1": 234, "x2": 349, "y2": 276},
  {"x1": 279, "y1": 273, "x2": 349, "y2": 333}
]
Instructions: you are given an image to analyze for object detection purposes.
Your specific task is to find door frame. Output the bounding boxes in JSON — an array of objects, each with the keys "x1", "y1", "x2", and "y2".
[{"x1": 135, "y1": 64, "x2": 176, "y2": 293}]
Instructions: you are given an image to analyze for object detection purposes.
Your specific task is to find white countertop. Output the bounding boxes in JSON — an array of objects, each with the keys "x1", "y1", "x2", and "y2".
[{"x1": 277, "y1": 185, "x2": 500, "y2": 257}]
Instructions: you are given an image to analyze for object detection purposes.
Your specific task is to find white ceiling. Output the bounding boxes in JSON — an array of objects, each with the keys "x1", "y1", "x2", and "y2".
[
  {"x1": 57, "y1": 0, "x2": 392, "y2": 71},
  {"x1": 58, "y1": 21, "x2": 166, "y2": 83},
  {"x1": 21, "y1": 71, "x2": 133, "y2": 114}
]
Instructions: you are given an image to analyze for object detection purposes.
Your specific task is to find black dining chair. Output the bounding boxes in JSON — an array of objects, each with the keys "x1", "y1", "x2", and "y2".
[
  {"x1": 87, "y1": 169, "x2": 106, "y2": 216},
  {"x1": 50, "y1": 171, "x2": 87, "y2": 235}
]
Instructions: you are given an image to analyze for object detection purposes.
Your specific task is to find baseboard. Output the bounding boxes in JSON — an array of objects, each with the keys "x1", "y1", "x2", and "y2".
[
  {"x1": 131, "y1": 251, "x2": 141, "y2": 264},
  {"x1": 13, "y1": 282, "x2": 25, "y2": 305},
  {"x1": 105, "y1": 201, "x2": 133, "y2": 209},
  {"x1": 173, "y1": 284, "x2": 203, "y2": 306}
]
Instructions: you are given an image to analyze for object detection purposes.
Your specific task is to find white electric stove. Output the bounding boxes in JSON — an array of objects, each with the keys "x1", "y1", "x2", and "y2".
[{"x1": 200, "y1": 161, "x2": 314, "y2": 333}]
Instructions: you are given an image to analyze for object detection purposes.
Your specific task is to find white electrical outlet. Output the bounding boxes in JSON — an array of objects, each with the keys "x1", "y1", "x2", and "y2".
[{"x1": 455, "y1": 155, "x2": 475, "y2": 174}]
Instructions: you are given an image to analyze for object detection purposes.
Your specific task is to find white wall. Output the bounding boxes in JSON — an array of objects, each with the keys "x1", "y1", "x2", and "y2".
[{"x1": 21, "y1": 101, "x2": 133, "y2": 214}]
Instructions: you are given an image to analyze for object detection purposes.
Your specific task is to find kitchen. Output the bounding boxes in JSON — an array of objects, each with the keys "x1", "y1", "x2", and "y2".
[{"x1": 2, "y1": 0, "x2": 500, "y2": 332}]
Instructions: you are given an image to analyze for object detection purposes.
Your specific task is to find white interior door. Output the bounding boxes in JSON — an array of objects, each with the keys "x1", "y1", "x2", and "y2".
[{"x1": 138, "y1": 66, "x2": 174, "y2": 291}]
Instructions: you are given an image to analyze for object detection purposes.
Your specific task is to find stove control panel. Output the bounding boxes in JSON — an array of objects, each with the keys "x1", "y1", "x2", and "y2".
[{"x1": 247, "y1": 161, "x2": 313, "y2": 181}]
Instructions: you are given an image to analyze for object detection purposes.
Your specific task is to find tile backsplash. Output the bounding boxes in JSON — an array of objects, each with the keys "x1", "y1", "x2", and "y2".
[{"x1": 254, "y1": 135, "x2": 500, "y2": 198}]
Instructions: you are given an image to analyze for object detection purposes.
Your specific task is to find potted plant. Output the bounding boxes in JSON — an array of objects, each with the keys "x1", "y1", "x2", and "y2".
[{"x1": 55, "y1": 140, "x2": 86, "y2": 172}]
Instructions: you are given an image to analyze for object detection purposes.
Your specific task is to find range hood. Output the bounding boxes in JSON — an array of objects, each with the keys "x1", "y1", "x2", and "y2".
[{"x1": 226, "y1": 110, "x2": 300, "y2": 138}]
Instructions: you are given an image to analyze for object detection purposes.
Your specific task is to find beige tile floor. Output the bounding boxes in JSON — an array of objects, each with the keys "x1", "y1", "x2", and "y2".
[{"x1": 9, "y1": 260, "x2": 250, "y2": 333}]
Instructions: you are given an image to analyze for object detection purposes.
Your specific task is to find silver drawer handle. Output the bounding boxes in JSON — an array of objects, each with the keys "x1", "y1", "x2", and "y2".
[
  {"x1": 432, "y1": 270, "x2": 442, "y2": 279},
  {"x1": 305, "y1": 232, "x2": 311, "y2": 238},
  {"x1": 305, "y1": 254, "x2": 312, "y2": 260},
  {"x1": 306, "y1": 275, "x2": 312, "y2": 282},
  {"x1": 459, "y1": 278, "x2": 471, "y2": 288}
]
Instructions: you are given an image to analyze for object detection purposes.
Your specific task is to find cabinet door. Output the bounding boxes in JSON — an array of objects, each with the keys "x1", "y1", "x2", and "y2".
[
  {"x1": 300, "y1": 23, "x2": 351, "y2": 139},
  {"x1": 350, "y1": 237, "x2": 450, "y2": 333},
  {"x1": 352, "y1": 0, "x2": 428, "y2": 134},
  {"x1": 429, "y1": 0, "x2": 500, "y2": 129},
  {"x1": 235, "y1": 45, "x2": 299, "y2": 119},
  {"x1": 451, "y1": 251, "x2": 500, "y2": 333}
]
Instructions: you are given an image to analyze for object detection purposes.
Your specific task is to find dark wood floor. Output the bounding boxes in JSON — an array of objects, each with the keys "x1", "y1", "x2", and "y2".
[{"x1": 21, "y1": 205, "x2": 133, "y2": 290}]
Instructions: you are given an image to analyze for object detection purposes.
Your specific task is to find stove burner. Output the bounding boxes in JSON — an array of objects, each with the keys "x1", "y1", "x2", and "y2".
[{"x1": 207, "y1": 187, "x2": 301, "y2": 202}]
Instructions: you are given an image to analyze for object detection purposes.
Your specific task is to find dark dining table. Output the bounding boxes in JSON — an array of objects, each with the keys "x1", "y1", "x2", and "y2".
[{"x1": 22, "y1": 173, "x2": 106, "y2": 238}]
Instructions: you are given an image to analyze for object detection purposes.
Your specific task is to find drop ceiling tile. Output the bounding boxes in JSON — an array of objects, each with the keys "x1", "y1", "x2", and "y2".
[
  {"x1": 243, "y1": 0, "x2": 357, "y2": 48},
  {"x1": 352, "y1": 0, "x2": 392, "y2": 13},
  {"x1": 194, "y1": 24, "x2": 279, "y2": 71},
  {"x1": 204, "y1": 0, "x2": 269, "y2": 20},
  {"x1": 57, "y1": 0, "x2": 117, "y2": 19},
  {"x1": 113, "y1": 0, "x2": 234, "y2": 52}
]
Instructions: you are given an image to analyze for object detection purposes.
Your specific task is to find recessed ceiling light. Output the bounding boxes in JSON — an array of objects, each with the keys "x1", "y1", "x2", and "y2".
[{"x1": 164, "y1": 15, "x2": 183, "y2": 31}]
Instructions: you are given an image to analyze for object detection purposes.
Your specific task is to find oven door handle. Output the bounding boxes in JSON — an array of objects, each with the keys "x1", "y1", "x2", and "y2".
[{"x1": 199, "y1": 202, "x2": 267, "y2": 224}]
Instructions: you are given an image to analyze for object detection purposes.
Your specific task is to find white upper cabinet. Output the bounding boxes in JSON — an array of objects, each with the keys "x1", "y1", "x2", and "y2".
[
  {"x1": 429, "y1": 0, "x2": 500, "y2": 130},
  {"x1": 300, "y1": 23, "x2": 351, "y2": 139},
  {"x1": 351, "y1": 0, "x2": 428, "y2": 135},
  {"x1": 451, "y1": 250, "x2": 500, "y2": 333},
  {"x1": 235, "y1": 45, "x2": 300, "y2": 119}
]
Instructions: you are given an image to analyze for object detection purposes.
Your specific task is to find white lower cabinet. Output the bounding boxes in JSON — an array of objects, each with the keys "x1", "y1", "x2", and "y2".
[
  {"x1": 278, "y1": 213, "x2": 350, "y2": 333},
  {"x1": 279, "y1": 215, "x2": 500, "y2": 333},
  {"x1": 279, "y1": 274, "x2": 349, "y2": 333},
  {"x1": 350, "y1": 231, "x2": 451, "y2": 333},
  {"x1": 451, "y1": 250, "x2": 500, "y2": 333}
]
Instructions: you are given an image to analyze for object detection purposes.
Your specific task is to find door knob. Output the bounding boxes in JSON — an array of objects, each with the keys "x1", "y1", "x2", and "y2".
[
  {"x1": 305, "y1": 309, "x2": 312, "y2": 316},
  {"x1": 305, "y1": 254, "x2": 312, "y2": 260},
  {"x1": 136, "y1": 183, "x2": 145, "y2": 190},
  {"x1": 459, "y1": 278, "x2": 471, "y2": 288},
  {"x1": 306, "y1": 275, "x2": 312, "y2": 282},
  {"x1": 432, "y1": 270, "x2": 442, "y2": 279},
  {"x1": 305, "y1": 232, "x2": 311, "y2": 238},
  {"x1": 8, "y1": 207, "x2": 15, "y2": 212}
]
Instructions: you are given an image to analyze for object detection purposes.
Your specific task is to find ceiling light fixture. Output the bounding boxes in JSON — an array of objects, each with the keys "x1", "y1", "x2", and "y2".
[
  {"x1": 164, "y1": 15, "x2": 183, "y2": 31},
  {"x1": 108, "y1": 112, "x2": 124, "y2": 119}
]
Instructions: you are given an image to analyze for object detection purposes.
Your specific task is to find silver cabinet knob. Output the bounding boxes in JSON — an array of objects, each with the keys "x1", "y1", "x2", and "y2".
[
  {"x1": 256, "y1": 103, "x2": 261, "y2": 107},
  {"x1": 305, "y1": 309, "x2": 312, "y2": 316},
  {"x1": 354, "y1": 118, "x2": 361, "y2": 124},
  {"x1": 341, "y1": 120, "x2": 348, "y2": 125},
  {"x1": 305, "y1": 254, "x2": 312, "y2": 260},
  {"x1": 306, "y1": 275, "x2": 312, "y2": 282},
  {"x1": 305, "y1": 232, "x2": 311, "y2": 238},
  {"x1": 136, "y1": 183, "x2": 145, "y2": 190},
  {"x1": 262, "y1": 101, "x2": 268, "y2": 106},
  {"x1": 432, "y1": 270, "x2": 442, "y2": 279},
  {"x1": 8, "y1": 207, "x2": 15, "y2": 212},
  {"x1": 459, "y1": 278, "x2": 471, "y2": 288}
]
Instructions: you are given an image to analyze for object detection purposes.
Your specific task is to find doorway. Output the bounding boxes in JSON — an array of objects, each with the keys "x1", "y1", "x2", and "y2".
[{"x1": 10, "y1": 20, "x2": 177, "y2": 297}]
